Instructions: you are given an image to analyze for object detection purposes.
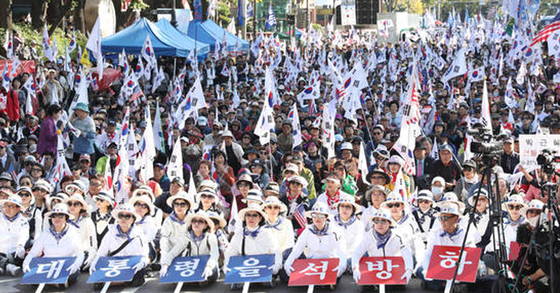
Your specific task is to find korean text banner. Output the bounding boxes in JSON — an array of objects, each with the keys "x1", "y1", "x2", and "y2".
[
  {"x1": 224, "y1": 254, "x2": 274, "y2": 284},
  {"x1": 21, "y1": 257, "x2": 76, "y2": 284},
  {"x1": 87, "y1": 256, "x2": 142, "y2": 283},
  {"x1": 160, "y1": 255, "x2": 210, "y2": 283}
]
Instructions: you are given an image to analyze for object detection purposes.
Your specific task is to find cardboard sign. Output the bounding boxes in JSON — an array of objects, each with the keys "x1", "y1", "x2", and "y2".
[
  {"x1": 519, "y1": 134, "x2": 560, "y2": 171},
  {"x1": 508, "y1": 241, "x2": 522, "y2": 261},
  {"x1": 21, "y1": 257, "x2": 76, "y2": 284},
  {"x1": 87, "y1": 256, "x2": 142, "y2": 283},
  {"x1": 159, "y1": 255, "x2": 210, "y2": 283},
  {"x1": 426, "y1": 246, "x2": 481, "y2": 283},
  {"x1": 224, "y1": 254, "x2": 274, "y2": 284},
  {"x1": 357, "y1": 256, "x2": 407, "y2": 285},
  {"x1": 288, "y1": 258, "x2": 339, "y2": 286}
]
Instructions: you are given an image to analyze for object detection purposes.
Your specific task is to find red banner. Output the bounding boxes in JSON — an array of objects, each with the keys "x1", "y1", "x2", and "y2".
[
  {"x1": 0, "y1": 60, "x2": 36, "y2": 76},
  {"x1": 508, "y1": 242, "x2": 522, "y2": 261},
  {"x1": 426, "y1": 246, "x2": 481, "y2": 283},
  {"x1": 288, "y1": 258, "x2": 338, "y2": 286},
  {"x1": 358, "y1": 256, "x2": 407, "y2": 285}
]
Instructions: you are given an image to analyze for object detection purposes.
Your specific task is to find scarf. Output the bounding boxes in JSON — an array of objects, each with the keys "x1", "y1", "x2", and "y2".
[
  {"x1": 473, "y1": 209, "x2": 488, "y2": 225},
  {"x1": 243, "y1": 226, "x2": 261, "y2": 238},
  {"x1": 416, "y1": 208, "x2": 436, "y2": 226},
  {"x1": 440, "y1": 227, "x2": 463, "y2": 239},
  {"x1": 265, "y1": 217, "x2": 283, "y2": 230},
  {"x1": 107, "y1": 131, "x2": 116, "y2": 140},
  {"x1": 169, "y1": 212, "x2": 186, "y2": 225},
  {"x1": 309, "y1": 223, "x2": 329, "y2": 236},
  {"x1": 372, "y1": 229, "x2": 392, "y2": 249},
  {"x1": 138, "y1": 216, "x2": 148, "y2": 224},
  {"x1": 116, "y1": 224, "x2": 132, "y2": 241},
  {"x1": 49, "y1": 225, "x2": 69, "y2": 242},
  {"x1": 334, "y1": 215, "x2": 357, "y2": 229},
  {"x1": 397, "y1": 211, "x2": 409, "y2": 225},
  {"x1": 326, "y1": 190, "x2": 340, "y2": 208},
  {"x1": 4, "y1": 213, "x2": 19, "y2": 222},
  {"x1": 94, "y1": 210, "x2": 112, "y2": 222},
  {"x1": 464, "y1": 175, "x2": 479, "y2": 184},
  {"x1": 508, "y1": 215, "x2": 525, "y2": 226},
  {"x1": 68, "y1": 215, "x2": 81, "y2": 228},
  {"x1": 287, "y1": 190, "x2": 302, "y2": 202},
  {"x1": 190, "y1": 230, "x2": 205, "y2": 242}
]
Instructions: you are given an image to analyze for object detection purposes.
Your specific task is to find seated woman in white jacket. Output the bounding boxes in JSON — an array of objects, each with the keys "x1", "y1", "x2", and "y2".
[
  {"x1": 132, "y1": 186, "x2": 163, "y2": 227},
  {"x1": 284, "y1": 202, "x2": 347, "y2": 279},
  {"x1": 23, "y1": 203, "x2": 84, "y2": 287},
  {"x1": 262, "y1": 196, "x2": 294, "y2": 255},
  {"x1": 225, "y1": 203, "x2": 282, "y2": 289},
  {"x1": 502, "y1": 194, "x2": 527, "y2": 256},
  {"x1": 160, "y1": 191, "x2": 193, "y2": 276},
  {"x1": 65, "y1": 194, "x2": 97, "y2": 270},
  {"x1": 352, "y1": 208, "x2": 413, "y2": 284},
  {"x1": 160, "y1": 211, "x2": 220, "y2": 285},
  {"x1": 90, "y1": 204, "x2": 150, "y2": 289},
  {"x1": 0, "y1": 195, "x2": 30, "y2": 276},
  {"x1": 333, "y1": 195, "x2": 365, "y2": 273},
  {"x1": 130, "y1": 194, "x2": 158, "y2": 262}
]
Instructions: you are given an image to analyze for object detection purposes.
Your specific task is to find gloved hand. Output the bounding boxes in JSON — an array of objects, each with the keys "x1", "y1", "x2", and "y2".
[
  {"x1": 160, "y1": 265, "x2": 169, "y2": 277},
  {"x1": 284, "y1": 263, "x2": 294, "y2": 276},
  {"x1": 223, "y1": 266, "x2": 231, "y2": 274},
  {"x1": 15, "y1": 246, "x2": 25, "y2": 259},
  {"x1": 66, "y1": 262, "x2": 81, "y2": 275},
  {"x1": 353, "y1": 269, "x2": 361, "y2": 283},
  {"x1": 83, "y1": 255, "x2": 94, "y2": 269},
  {"x1": 332, "y1": 264, "x2": 345, "y2": 276},
  {"x1": 89, "y1": 259, "x2": 98, "y2": 274},
  {"x1": 22, "y1": 263, "x2": 30, "y2": 273},
  {"x1": 202, "y1": 267, "x2": 213, "y2": 280},
  {"x1": 401, "y1": 269, "x2": 412, "y2": 283},
  {"x1": 132, "y1": 262, "x2": 144, "y2": 273}
]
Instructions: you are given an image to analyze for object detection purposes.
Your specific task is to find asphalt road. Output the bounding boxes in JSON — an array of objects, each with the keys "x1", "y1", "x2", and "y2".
[{"x1": 1, "y1": 274, "x2": 432, "y2": 293}]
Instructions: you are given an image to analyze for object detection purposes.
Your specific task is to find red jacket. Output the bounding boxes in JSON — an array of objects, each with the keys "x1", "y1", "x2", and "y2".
[{"x1": 2, "y1": 88, "x2": 20, "y2": 122}]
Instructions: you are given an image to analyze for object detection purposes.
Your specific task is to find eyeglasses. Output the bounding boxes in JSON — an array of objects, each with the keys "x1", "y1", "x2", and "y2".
[
  {"x1": 463, "y1": 167, "x2": 474, "y2": 172},
  {"x1": 508, "y1": 205, "x2": 523, "y2": 211},
  {"x1": 339, "y1": 204, "x2": 354, "y2": 210},
  {"x1": 527, "y1": 210, "x2": 541, "y2": 215},
  {"x1": 373, "y1": 218, "x2": 389, "y2": 225},
  {"x1": 191, "y1": 219, "x2": 207, "y2": 225},
  {"x1": 95, "y1": 197, "x2": 106, "y2": 202},
  {"x1": 90, "y1": 183, "x2": 101, "y2": 187},
  {"x1": 173, "y1": 201, "x2": 189, "y2": 208},
  {"x1": 68, "y1": 201, "x2": 82, "y2": 208},
  {"x1": 418, "y1": 199, "x2": 431, "y2": 204},
  {"x1": 200, "y1": 194, "x2": 214, "y2": 199},
  {"x1": 136, "y1": 192, "x2": 149, "y2": 196},
  {"x1": 134, "y1": 202, "x2": 149, "y2": 209},
  {"x1": 386, "y1": 203, "x2": 402, "y2": 208},
  {"x1": 4, "y1": 203, "x2": 19, "y2": 210},
  {"x1": 245, "y1": 213, "x2": 261, "y2": 218},
  {"x1": 19, "y1": 193, "x2": 31, "y2": 198},
  {"x1": 439, "y1": 215, "x2": 458, "y2": 222},
  {"x1": 310, "y1": 214, "x2": 326, "y2": 219},
  {"x1": 265, "y1": 205, "x2": 281, "y2": 210},
  {"x1": 50, "y1": 213, "x2": 66, "y2": 219},
  {"x1": 372, "y1": 176, "x2": 385, "y2": 180},
  {"x1": 373, "y1": 132, "x2": 382, "y2": 135},
  {"x1": 118, "y1": 213, "x2": 133, "y2": 220},
  {"x1": 237, "y1": 182, "x2": 251, "y2": 188}
]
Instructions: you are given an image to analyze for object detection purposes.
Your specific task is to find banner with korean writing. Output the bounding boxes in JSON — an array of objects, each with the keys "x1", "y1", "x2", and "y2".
[
  {"x1": 426, "y1": 246, "x2": 481, "y2": 283},
  {"x1": 288, "y1": 258, "x2": 338, "y2": 286},
  {"x1": 358, "y1": 256, "x2": 407, "y2": 285},
  {"x1": 160, "y1": 255, "x2": 209, "y2": 283},
  {"x1": 224, "y1": 254, "x2": 274, "y2": 284},
  {"x1": 87, "y1": 256, "x2": 142, "y2": 283},
  {"x1": 519, "y1": 134, "x2": 560, "y2": 170},
  {"x1": 21, "y1": 257, "x2": 76, "y2": 284}
]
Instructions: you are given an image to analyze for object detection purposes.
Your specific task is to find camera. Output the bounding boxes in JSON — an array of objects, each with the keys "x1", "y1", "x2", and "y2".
[
  {"x1": 467, "y1": 127, "x2": 504, "y2": 155},
  {"x1": 536, "y1": 149, "x2": 560, "y2": 174}
]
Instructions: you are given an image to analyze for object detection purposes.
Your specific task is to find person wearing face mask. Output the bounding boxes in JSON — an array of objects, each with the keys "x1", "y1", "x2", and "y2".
[
  {"x1": 454, "y1": 160, "x2": 479, "y2": 203},
  {"x1": 430, "y1": 176, "x2": 446, "y2": 201},
  {"x1": 352, "y1": 209, "x2": 413, "y2": 285},
  {"x1": 520, "y1": 199, "x2": 544, "y2": 228}
]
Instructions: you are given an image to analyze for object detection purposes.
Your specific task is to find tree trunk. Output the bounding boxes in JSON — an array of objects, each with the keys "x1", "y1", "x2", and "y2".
[
  {"x1": 31, "y1": 0, "x2": 42, "y2": 30},
  {"x1": 74, "y1": 0, "x2": 86, "y2": 33},
  {"x1": 49, "y1": 0, "x2": 75, "y2": 35},
  {"x1": 0, "y1": 0, "x2": 12, "y2": 32}
]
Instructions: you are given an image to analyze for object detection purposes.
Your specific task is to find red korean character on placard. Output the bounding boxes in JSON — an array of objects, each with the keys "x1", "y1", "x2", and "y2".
[
  {"x1": 426, "y1": 246, "x2": 481, "y2": 283},
  {"x1": 358, "y1": 256, "x2": 407, "y2": 285},
  {"x1": 288, "y1": 258, "x2": 339, "y2": 286}
]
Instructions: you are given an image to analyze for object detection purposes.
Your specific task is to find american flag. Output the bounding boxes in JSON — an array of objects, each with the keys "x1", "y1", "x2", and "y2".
[
  {"x1": 531, "y1": 12, "x2": 560, "y2": 46},
  {"x1": 293, "y1": 203, "x2": 307, "y2": 229}
]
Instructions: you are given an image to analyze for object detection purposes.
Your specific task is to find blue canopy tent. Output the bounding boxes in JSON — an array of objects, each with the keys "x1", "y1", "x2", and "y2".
[
  {"x1": 186, "y1": 20, "x2": 249, "y2": 52},
  {"x1": 154, "y1": 18, "x2": 211, "y2": 57},
  {"x1": 102, "y1": 18, "x2": 210, "y2": 57}
]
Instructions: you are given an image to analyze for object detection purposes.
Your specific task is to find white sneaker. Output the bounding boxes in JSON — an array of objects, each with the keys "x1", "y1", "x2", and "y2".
[{"x1": 6, "y1": 264, "x2": 21, "y2": 277}]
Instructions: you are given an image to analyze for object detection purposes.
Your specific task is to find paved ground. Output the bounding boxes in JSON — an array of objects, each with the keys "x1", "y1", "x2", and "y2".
[{"x1": 0, "y1": 274, "x2": 431, "y2": 293}]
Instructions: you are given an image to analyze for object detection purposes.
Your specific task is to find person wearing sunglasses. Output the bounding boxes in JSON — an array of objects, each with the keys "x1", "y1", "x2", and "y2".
[
  {"x1": 466, "y1": 189, "x2": 492, "y2": 256},
  {"x1": 31, "y1": 179, "x2": 52, "y2": 212},
  {"x1": 225, "y1": 203, "x2": 281, "y2": 289},
  {"x1": 129, "y1": 194, "x2": 157, "y2": 262},
  {"x1": 0, "y1": 195, "x2": 29, "y2": 277},
  {"x1": 207, "y1": 210, "x2": 229, "y2": 266},
  {"x1": 422, "y1": 202, "x2": 479, "y2": 289},
  {"x1": 17, "y1": 187, "x2": 41, "y2": 243},
  {"x1": 501, "y1": 194, "x2": 528, "y2": 255},
  {"x1": 132, "y1": 185, "x2": 163, "y2": 229},
  {"x1": 381, "y1": 193, "x2": 425, "y2": 271},
  {"x1": 233, "y1": 174, "x2": 255, "y2": 211},
  {"x1": 64, "y1": 194, "x2": 97, "y2": 271},
  {"x1": 285, "y1": 202, "x2": 346, "y2": 282},
  {"x1": 262, "y1": 196, "x2": 294, "y2": 282},
  {"x1": 90, "y1": 204, "x2": 149, "y2": 288},
  {"x1": 160, "y1": 191, "x2": 194, "y2": 277},
  {"x1": 194, "y1": 188, "x2": 223, "y2": 217},
  {"x1": 411, "y1": 190, "x2": 437, "y2": 245},
  {"x1": 333, "y1": 195, "x2": 365, "y2": 274},
  {"x1": 23, "y1": 203, "x2": 83, "y2": 287},
  {"x1": 91, "y1": 191, "x2": 115, "y2": 245},
  {"x1": 352, "y1": 208, "x2": 413, "y2": 285}
]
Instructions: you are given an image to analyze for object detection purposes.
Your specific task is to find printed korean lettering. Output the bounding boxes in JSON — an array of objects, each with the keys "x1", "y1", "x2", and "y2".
[
  {"x1": 234, "y1": 257, "x2": 266, "y2": 278},
  {"x1": 36, "y1": 259, "x2": 66, "y2": 279},
  {"x1": 300, "y1": 261, "x2": 329, "y2": 280},
  {"x1": 438, "y1": 251, "x2": 472, "y2": 275},
  {"x1": 175, "y1": 258, "x2": 200, "y2": 277},
  {"x1": 366, "y1": 259, "x2": 400, "y2": 280},
  {"x1": 100, "y1": 259, "x2": 131, "y2": 277}
]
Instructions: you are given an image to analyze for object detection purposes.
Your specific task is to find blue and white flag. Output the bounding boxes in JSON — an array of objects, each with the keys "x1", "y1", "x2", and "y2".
[
  {"x1": 265, "y1": 3, "x2": 277, "y2": 30},
  {"x1": 247, "y1": 1, "x2": 254, "y2": 18}
]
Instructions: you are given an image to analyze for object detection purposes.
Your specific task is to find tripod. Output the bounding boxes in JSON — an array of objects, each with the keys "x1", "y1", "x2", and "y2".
[{"x1": 448, "y1": 156, "x2": 509, "y2": 292}]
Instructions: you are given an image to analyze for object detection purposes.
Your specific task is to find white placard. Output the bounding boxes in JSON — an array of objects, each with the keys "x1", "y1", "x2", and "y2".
[{"x1": 519, "y1": 134, "x2": 560, "y2": 170}]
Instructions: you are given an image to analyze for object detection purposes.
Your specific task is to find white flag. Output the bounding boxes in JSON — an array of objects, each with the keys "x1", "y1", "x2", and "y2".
[
  {"x1": 42, "y1": 23, "x2": 53, "y2": 62},
  {"x1": 152, "y1": 101, "x2": 165, "y2": 153},
  {"x1": 441, "y1": 48, "x2": 467, "y2": 83},
  {"x1": 288, "y1": 103, "x2": 302, "y2": 149},
  {"x1": 481, "y1": 80, "x2": 492, "y2": 132},
  {"x1": 86, "y1": 17, "x2": 102, "y2": 58},
  {"x1": 167, "y1": 137, "x2": 183, "y2": 181},
  {"x1": 139, "y1": 106, "x2": 156, "y2": 182}
]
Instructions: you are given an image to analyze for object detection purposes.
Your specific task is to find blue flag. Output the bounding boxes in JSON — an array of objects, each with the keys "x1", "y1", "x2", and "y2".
[
  {"x1": 237, "y1": 0, "x2": 245, "y2": 26},
  {"x1": 193, "y1": 0, "x2": 203, "y2": 21},
  {"x1": 265, "y1": 3, "x2": 277, "y2": 30},
  {"x1": 247, "y1": 1, "x2": 254, "y2": 18}
]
